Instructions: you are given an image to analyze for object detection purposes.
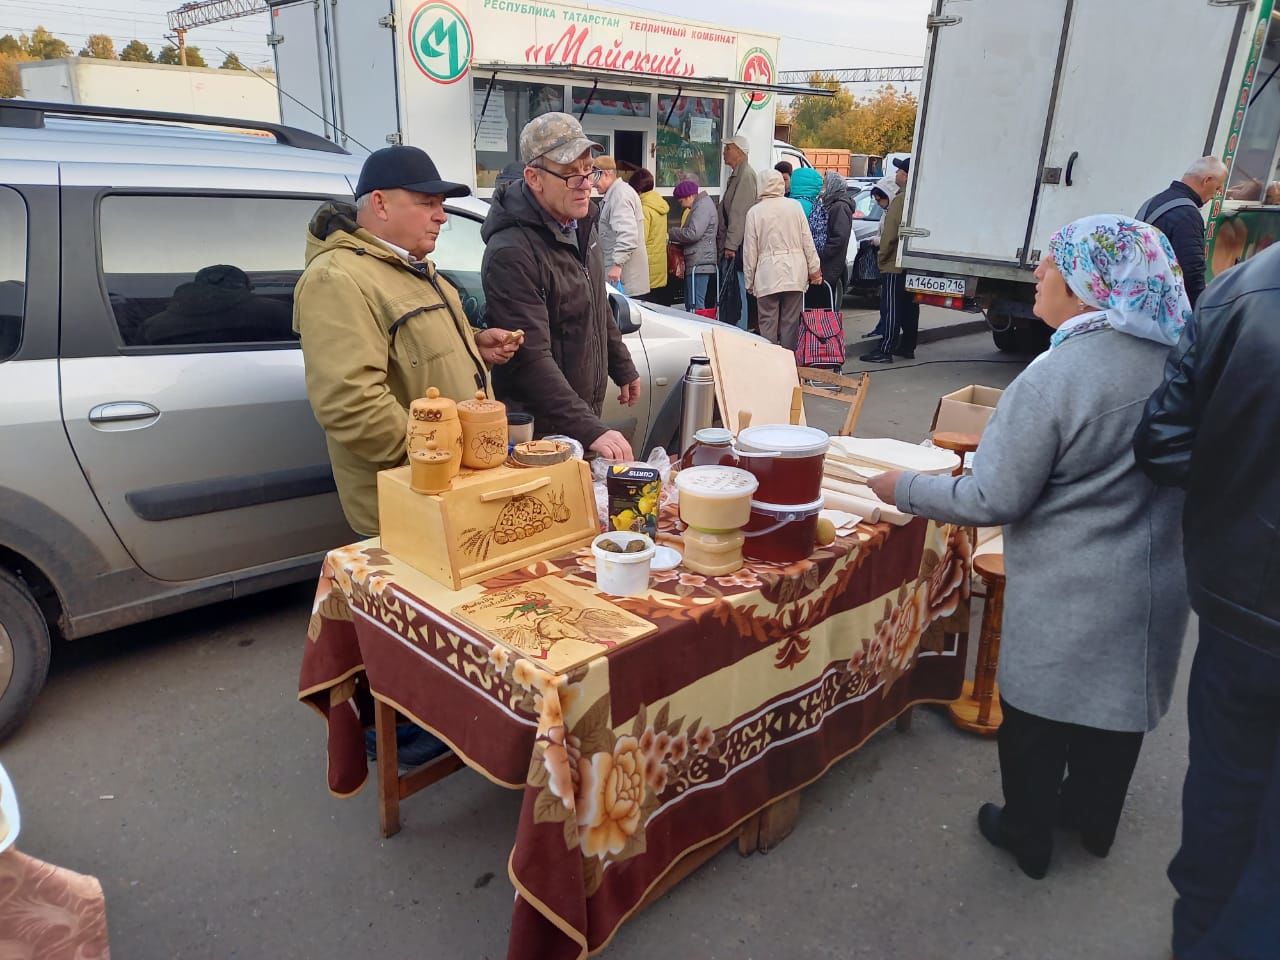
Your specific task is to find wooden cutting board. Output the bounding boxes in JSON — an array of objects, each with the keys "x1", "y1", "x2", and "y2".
[
  {"x1": 451, "y1": 575, "x2": 657, "y2": 673},
  {"x1": 703, "y1": 328, "x2": 805, "y2": 435}
]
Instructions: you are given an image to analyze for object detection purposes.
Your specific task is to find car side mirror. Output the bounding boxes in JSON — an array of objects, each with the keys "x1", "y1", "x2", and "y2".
[{"x1": 609, "y1": 290, "x2": 641, "y2": 335}]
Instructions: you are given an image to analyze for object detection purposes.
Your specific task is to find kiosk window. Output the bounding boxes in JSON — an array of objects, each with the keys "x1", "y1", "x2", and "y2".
[
  {"x1": 474, "y1": 80, "x2": 565, "y2": 188},
  {"x1": 656, "y1": 95, "x2": 724, "y2": 189},
  {"x1": 571, "y1": 87, "x2": 651, "y2": 118},
  {"x1": 1229, "y1": 16, "x2": 1280, "y2": 203}
]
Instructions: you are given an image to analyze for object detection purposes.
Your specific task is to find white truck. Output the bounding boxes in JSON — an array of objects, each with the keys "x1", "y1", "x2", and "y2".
[
  {"x1": 901, "y1": 0, "x2": 1280, "y2": 351},
  {"x1": 264, "y1": 0, "x2": 818, "y2": 196},
  {"x1": 19, "y1": 58, "x2": 281, "y2": 122}
]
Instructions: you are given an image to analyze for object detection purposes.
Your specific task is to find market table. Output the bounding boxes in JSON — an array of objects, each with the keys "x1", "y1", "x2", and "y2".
[{"x1": 299, "y1": 516, "x2": 972, "y2": 960}]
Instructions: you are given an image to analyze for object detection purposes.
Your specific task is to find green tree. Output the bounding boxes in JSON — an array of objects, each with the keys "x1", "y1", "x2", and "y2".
[
  {"x1": 219, "y1": 51, "x2": 246, "y2": 70},
  {"x1": 120, "y1": 40, "x2": 155, "y2": 63},
  {"x1": 79, "y1": 34, "x2": 117, "y2": 60},
  {"x1": 25, "y1": 26, "x2": 71, "y2": 60},
  {"x1": 788, "y1": 73, "x2": 855, "y2": 148},
  {"x1": 0, "y1": 35, "x2": 22, "y2": 58},
  {"x1": 0, "y1": 55, "x2": 24, "y2": 98},
  {"x1": 157, "y1": 44, "x2": 205, "y2": 67}
]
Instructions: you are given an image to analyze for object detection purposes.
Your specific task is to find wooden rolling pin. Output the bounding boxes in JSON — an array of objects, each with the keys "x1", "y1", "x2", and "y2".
[
  {"x1": 820, "y1": 487, "x2": 882, "y2": 524},
  {"x1": 821, "y1": 476, "x2": 913, "y2": 525}
]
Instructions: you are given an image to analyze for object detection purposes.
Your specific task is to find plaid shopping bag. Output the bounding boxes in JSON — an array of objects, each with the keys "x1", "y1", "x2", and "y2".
[{"x1": 794, "y1": 281, "x2": 845, "y2": 370}]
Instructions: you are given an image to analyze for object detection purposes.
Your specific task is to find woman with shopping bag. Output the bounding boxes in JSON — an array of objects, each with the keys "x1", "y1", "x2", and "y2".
[{"x1": 743, "y1": 170, "x2": 822, "y2": 349}]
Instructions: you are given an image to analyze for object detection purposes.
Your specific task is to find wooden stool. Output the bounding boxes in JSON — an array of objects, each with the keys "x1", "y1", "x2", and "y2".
[
  {"x1": 931, "y1": 431, "x2": 981, "y2": 476},
  {"x1": 948, "y1": 552, "x2": 1005, "y2": 735}
]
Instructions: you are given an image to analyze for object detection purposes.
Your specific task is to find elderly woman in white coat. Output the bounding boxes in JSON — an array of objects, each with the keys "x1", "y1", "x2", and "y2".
[
  {"x1": 743, "y1": 169, "x2": 821, "y2": 349},
  {"x1": 869, "y1": 215, "x2": 1193, "y2": 880}
]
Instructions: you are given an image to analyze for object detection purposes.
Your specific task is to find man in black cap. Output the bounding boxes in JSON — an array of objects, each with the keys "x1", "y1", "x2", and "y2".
[
  {"x1": 295, "y1": 145, "x2": 522, "y2": 765},
  {"x1": 861, "y1": 156, "x2": 918, "y2": 363}
]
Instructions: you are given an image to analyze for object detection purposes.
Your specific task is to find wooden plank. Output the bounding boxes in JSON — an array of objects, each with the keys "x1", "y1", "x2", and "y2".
[
  {"x1": 756, "y1": 793, "x2": 801, "y2": 853},
  {"x1": 375, "y1": 699, "x2": 401, "y2": 839},
  {"x1": 710, "y1": 328, "x2": 804, "y2": 434},
  {"x1": 399, "y1": 752, "x2": 466, "y2": 799}
]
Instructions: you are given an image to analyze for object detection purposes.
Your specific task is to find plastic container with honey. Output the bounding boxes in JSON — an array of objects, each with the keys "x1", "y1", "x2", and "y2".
[
  {"x1": 674, "y1": 465, "x2": 757, "y2": 532},
  {"x1": 742, "y1": 496, "x2": 825, "y2": 563},
  {"x1": 681, "y1": 527, "x2": 746, "y2": 575},
  {"x1": 735, "y1": 424, "x2": 829, "y2": 506}
]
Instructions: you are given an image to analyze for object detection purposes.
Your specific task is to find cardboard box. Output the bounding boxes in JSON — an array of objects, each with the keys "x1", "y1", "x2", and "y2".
[{"x1": 930, "y1": 385, "x2": 1004, "y2": 437}]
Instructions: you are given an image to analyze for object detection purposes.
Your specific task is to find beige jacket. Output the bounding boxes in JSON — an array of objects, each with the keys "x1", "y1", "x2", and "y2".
[
  {"x1": 598, "y1": 178, "x2": 650, "y2": 297},
  {"x1": 743, "y1": 171, "x2": 821, "y2": 297},
  {"x1": 293, "y1": 202, "x2": 490, "y2": 536}
]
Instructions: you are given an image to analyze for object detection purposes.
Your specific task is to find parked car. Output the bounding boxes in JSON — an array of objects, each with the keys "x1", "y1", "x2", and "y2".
[
  {"x1": 0, "y1": 99, "x2": 754, "y2": 739},
  {"x1": 845, "y1": 188, "x2": 887, "y2": 299}
]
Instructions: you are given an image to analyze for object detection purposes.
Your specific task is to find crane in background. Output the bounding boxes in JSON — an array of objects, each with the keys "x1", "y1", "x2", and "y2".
[
  {"x1": 166, "y1": 0, "x2": 268, "y2": 65},
  {"x1": 777, "y1": 66, "x2": 924, "y2": 86}
]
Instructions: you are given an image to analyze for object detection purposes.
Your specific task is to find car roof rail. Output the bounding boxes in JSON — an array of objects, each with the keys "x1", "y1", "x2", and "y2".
[{"x1": 0, "y1": 98, "x2": 349, "y2": 155}]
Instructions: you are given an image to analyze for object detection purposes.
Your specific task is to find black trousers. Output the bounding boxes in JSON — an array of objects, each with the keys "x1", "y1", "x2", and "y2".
[
  {"x1": 882, "y1": 272, "x2": 919, "y2": 354},
  {"x1": 997, "y1": 698, "x2": 1145, "y2": 860}
]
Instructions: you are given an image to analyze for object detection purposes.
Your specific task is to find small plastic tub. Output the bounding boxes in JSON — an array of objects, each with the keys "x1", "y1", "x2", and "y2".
[
  {"x1": 592, "y1": 532, "x2": 656, "y2": 596},
  {"x1": 675, "y1": 465, "x2": 758, "y2": 532},
  {"x1": 743, "y1": 496, "x2": 825, "y2": 563}
]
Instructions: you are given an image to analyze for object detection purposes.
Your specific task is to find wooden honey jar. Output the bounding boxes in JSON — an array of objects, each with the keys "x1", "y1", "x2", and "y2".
[
  {"x1": 457, "y1": 391, "x2": 508, "y2": 470},
  {"x1": 408, "y1": 387, "x2": 463, "y2": 480},
  {"x1": 410, "y1": 442, "x2": 453, "y2": 495}
]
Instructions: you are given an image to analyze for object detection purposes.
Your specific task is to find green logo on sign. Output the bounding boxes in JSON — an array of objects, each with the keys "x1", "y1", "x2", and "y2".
[
  {"x1": 410, "y1": 1, "x2": 473, "y2": 84},
  {"x1": 739, "y1": 47, "x2": 775, "y2": 111}
]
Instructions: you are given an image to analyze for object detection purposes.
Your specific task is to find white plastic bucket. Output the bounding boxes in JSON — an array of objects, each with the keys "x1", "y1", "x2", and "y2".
[{"x1": 592, "y1": 532, "x2": 656, "y2": 596}]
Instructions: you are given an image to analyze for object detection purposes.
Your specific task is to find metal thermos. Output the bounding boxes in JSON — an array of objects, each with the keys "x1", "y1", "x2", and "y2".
[{"x1": 679, "y1": 356, "x2": 716, "y2": 453}]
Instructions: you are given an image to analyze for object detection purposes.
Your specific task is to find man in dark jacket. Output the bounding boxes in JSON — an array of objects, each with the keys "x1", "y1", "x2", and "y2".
[
  {"x1": 1134, "y1": 243, "x2": 1280, "y2": 960},
  {"x1": 1136, "y1": 157, "x2": 1227, "y2": 307},
  {"x1": 481, "y1": 113, "x2": 641, "y2": 461}
]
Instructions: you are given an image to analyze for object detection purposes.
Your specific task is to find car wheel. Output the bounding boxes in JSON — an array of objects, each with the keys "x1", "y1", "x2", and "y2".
[
  {"x1": 987, "y1": 311, "x2": 1019, "y2": 352},
  {"x1": 0, "y1": 569, "x2": 52, "y2": 742}
]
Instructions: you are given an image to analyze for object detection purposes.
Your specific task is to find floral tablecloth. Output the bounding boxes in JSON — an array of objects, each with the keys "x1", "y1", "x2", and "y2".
[
  {"x1": 0, "y1": 849, "x2": 111, "y2": 958},
  {"x1": 299, "y1": 517, "x2": 971, "y2": 959}
]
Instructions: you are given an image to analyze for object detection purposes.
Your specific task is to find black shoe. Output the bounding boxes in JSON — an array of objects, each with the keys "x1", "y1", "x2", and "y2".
[
  {"x1": 1056, "y1": 802, "x2": 1113, "y2": 858},
  {"x1": 859, "y1": 351, "x2": 894, "y2": 364},
  {"x1": 978, "y1": 803, "x2": 1050, "y2": 880}
]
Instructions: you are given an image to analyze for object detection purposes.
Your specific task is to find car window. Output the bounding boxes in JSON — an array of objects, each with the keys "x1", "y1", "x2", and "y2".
[
  {"x1": 0, "y1": 187, "x2": 27, "y2": 362},
  {"x1": 99, "y1": 195, "x2": 323, "y2": 348},
  {"x1": 853, "y1": 190, "x2": 883, "y2": 221},
  {"x1": 434, "y1": 209, "x2": 488, "y2": 325}
]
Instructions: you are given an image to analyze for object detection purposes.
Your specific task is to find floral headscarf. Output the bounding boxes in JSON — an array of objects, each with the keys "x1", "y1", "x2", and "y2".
[{"x1": 1048, "y1": 214, "x2": 1192, "y2": 346}]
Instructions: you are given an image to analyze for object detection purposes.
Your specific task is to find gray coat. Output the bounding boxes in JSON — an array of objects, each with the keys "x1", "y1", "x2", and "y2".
[
  {"x1": 598, "y1": 178, "x2": 649, "y2": 297},
  {"x1": 717, "y1": 161, "x2": 758, "y2": 256},
  {"x1": 896, "y1": 328, "x2": 1189, "y2": 732},
  {"x1": 668, "y1": 192, "x2": 717, "y2": 268}
]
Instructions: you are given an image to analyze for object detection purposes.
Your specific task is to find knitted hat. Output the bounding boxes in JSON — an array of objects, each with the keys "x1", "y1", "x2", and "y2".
[{"x1": 673, "y1": 179, "x2": 699, "y2": 199}]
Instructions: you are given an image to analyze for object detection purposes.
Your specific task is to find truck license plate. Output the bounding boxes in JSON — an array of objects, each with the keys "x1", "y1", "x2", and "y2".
[{"x1": 905, "y1": 274, "x2": 966, "y2": 297}]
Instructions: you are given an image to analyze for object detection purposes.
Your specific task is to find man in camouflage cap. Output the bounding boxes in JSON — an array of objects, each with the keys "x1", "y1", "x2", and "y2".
[{"x1": 481, "y1": 113, "x2": 641, "y2": 461}]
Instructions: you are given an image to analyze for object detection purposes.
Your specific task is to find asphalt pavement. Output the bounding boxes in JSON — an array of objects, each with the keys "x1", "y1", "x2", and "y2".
[{"x1": 2, "y1": 327, "x2": 1192, "y2": 960}]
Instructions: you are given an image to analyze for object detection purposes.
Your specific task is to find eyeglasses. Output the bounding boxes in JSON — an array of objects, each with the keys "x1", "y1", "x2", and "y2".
[{"x1": 531, "y1": 164, "x2": 603, "y2": 190}]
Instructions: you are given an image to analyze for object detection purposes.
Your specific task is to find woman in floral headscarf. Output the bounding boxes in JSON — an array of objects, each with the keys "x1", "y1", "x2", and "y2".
[{"x1": 868, "y1": 215, "x2": 1193, "y2": 880}]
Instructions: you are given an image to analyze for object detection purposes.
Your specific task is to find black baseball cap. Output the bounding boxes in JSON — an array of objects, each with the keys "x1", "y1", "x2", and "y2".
[
  {"x1": 892, "y1": 156, "x2": 911, "y2": 174},
  {"x1": 355, "y1": 145, "x2": 470, "y2": 199}
]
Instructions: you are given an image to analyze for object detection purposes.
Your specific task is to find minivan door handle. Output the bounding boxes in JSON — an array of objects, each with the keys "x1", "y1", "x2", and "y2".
[{"x1": 89, "y1": 402, "x2": 160, "y2": 425}]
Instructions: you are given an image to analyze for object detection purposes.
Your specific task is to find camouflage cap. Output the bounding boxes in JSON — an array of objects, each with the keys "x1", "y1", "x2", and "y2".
[{"x1": 519, "y1": 112, "x2": 603, "y2": 165}]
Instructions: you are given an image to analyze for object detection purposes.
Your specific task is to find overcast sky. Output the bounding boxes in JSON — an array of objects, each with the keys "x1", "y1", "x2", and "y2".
[{"x1": 2, "y1": 0, "x2": 931, "y2": 79}]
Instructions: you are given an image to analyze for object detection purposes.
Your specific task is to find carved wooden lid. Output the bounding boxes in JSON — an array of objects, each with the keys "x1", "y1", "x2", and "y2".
[
  {"x1": 410, "y1": 386, "x2": 459, "y2": 422},
  {"x1": 457, "y1": 390, "x2": 506, "y2": 421},
  {"x1": 411, "y1": 440, "x2": 452, "y2": 463}
]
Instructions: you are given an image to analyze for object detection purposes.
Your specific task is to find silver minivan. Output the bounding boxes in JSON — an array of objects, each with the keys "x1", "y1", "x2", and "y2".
[{"x1": 0, "y1": 99, "x2": 747, "y2": 739}]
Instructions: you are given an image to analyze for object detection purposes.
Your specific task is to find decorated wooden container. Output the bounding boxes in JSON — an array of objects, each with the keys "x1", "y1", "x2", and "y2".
[
  {"x1": 378, "y1": 459, "x2": 598, "y2": 590},
  {"x1": 410, "y1": 441, "x2": 453, "y2": 495},
  {"x1": 408, "y1": 387, "x2": 463, "y2": 479},
  {"x1": 457, "y1": 391, "x2": 508, "y2": 470}
]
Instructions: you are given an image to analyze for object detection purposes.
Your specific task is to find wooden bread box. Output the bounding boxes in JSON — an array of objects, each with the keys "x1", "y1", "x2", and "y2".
[{"x1": 378, "y1": 458, "x2": 599, "y2": 590}]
